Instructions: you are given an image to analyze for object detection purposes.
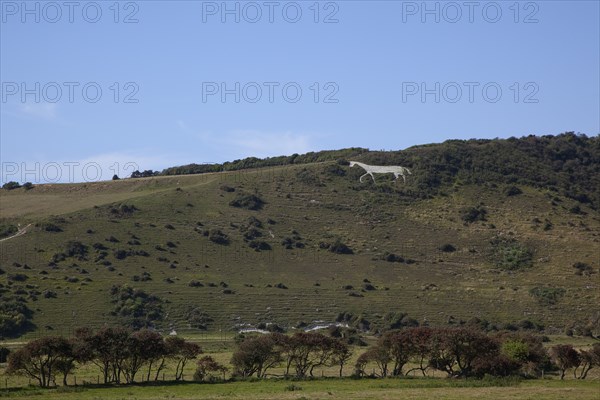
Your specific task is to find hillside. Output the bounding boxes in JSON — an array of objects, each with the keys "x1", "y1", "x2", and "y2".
[{"x1": 1, "y1": 133, "x2": 599, "y2": 340}]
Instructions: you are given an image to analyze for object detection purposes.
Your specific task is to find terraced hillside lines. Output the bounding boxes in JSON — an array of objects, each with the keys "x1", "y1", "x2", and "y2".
[{"x1": 1, "y1": 135, "x2": 599, "y2": 339}]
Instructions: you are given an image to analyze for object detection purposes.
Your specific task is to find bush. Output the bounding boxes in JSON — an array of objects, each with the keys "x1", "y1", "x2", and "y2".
[
  {"x1": 0, "y1": 224, "x2": 18, "y2": 239},
  {"x1": 8, "y1": 273, "x2": 28, "y2": 282},
  {"x1": 381, "y1": 252, "x2": 404, "y2": 262},
  {"x1": 461, "y1": 205, "x2": 487, "y2": 223},
  {"x1": 229, "y1": 193, "x2": 265, "y2": 210},
  {"x1": 529, "y1": 286, "x2": 566, "y2": 306},
  {"x1": 504, "y1": 186, "x2": 523, "y2": 196},
  {"x1": 109, "y1": 285, "x2": 164, "y2": 329},
  {"x1": 186, "y1": 307, "x2": 212, "y2": 329},
  {"x1": 40, "y1": 222, "x2": 62, "y2": 232},
  {"x1": 440, "y1": 244, "x2": 456, "y2": 252},
  {"x1": 328, "y1": 238, "x2": 353, "y2": 254},
  {"x1": 490, "y1": 237, "x2": 533, "y2": 271},
  {"x1": 22, "y1": 182, "x2": 33, "y2": 190},
  {"x1": 573, "y1": 262, "x2": 594, "y2": 276},
  {"x1": 2, "y1": 181, "x2": 21, "y2": 190},
  {"x1": 209, "y1": 229, "x2": 229, "y2": 245},
  {"x1": 0, "y1": 300, "x2": 34, "y2": 338},
  {"x1": 65, "y1": 241, "x2": 88, "y2": 259},
  {"x1": 248, "y1": 240, "x2": 271, "y2": 251}
]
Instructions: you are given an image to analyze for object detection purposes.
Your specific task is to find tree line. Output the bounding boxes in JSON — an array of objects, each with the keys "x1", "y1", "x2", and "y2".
[{"x1": 5, "y1": 327, "x2": 600, "y2": 388}]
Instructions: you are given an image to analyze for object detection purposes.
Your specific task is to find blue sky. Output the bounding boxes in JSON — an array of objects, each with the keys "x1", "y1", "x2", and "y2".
[{"x1": 1, "y1": 0, "x2": 599, "y2": 183}]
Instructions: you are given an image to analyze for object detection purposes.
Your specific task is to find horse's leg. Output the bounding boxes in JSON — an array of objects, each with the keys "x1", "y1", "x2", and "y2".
[
  {"x1": 369, "y1": 173, "x2": 376, "y2": 182},
  {"x1": 360, "y1": 173, "x2": 368, "y2": 182},
  {"x1": 402, "y1": 174, "x2": 406, "y2": 184}
]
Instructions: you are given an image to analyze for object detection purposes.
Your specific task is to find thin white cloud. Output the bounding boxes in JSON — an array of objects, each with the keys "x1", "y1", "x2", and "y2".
[
  {"x1": 176, "y1": 120, "x2": 314, "y2": 160},
  {"x1": 226, "y1": 130, "x2": 312, "y2": 157},
  {"x1": 19, "y1": 103, "x2": 58, "y2": 120}
]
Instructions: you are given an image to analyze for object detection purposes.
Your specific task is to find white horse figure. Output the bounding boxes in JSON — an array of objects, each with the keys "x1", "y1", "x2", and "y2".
[{"x1": 349, "y1": 161, "x2": 412, "y2": 183}]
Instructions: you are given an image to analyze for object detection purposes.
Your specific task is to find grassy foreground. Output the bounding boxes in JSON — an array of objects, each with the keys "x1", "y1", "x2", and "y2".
[{"x1": 1, "y1": 378, "x2": 599, "y2": 400}]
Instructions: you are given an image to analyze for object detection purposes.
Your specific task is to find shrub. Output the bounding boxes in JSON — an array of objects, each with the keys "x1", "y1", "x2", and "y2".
[
  {"x1": 113, "y1": 249, "x2": 128, "y2": 260},
  {"x1": 0, "y1": 224, "x2": 18, "y2": 239},
  {"x1": 209, "y1": 229, "x2": 229, "y2": 245},
  {"x1": 573, "y1": 262, "x2": 594, "y2": 276},
  {"x1": 529, "y1": 286, "x2": 566, "y2": 306},
  {"x1": 0, "y1": 300, "x2": 33, "y2": 337},
  {"x1": 186, "y1": 307, "x2": 213, "y2": 330},
  {"x1": 40, "y1": 222, "x2": 62, "y2": 232},
  {"x1": 504, "y1": 186, "x2": 523, "y2": 196},
  {"x1": 8, "y1": 273, "x2": 28, "y2": 282},
  {"x1": 381, "y1": 252, "x2": 404, "y2": 262},
  {"x1": 329, "y1": 239, "x2": 353, "y2": 254},
  {"x1": 109, "y1": 285, "x2": 164, "y2": 329},
  {"x1": 2, "y1": 181, "x2": 21, "y2": 190},
  {"x1": 460, "y1": 205, "x2": 487, "y2": 223},
  {"x1": 248, "y1": 240, "x2": 271, "y2": 251},
  {"x1": 65, "y1": 241, "x2": 88, "y2": 259},
  {"x1": 490, "y1": 237, "x2": 533, "y2": 271},
  {"x1": 440, "y1": 244, "x2": 456, "y2": 252},
  {"x1": 229, "y1": 193, "x2": 265, "y2": 210}
]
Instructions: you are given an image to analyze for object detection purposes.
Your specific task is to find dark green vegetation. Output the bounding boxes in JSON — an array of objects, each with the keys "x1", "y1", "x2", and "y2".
[
  {"x1": 0, "y1": 133, "x2": 599, "y2": 340},
  {"x1": 5, "y1": 329, "x2": 600, "y2": 388}
]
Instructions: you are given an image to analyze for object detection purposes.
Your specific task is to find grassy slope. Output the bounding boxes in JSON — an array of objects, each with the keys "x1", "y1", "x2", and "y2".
[{"x1": 1, "y1": 154, "x2": 599, "y2": 339}]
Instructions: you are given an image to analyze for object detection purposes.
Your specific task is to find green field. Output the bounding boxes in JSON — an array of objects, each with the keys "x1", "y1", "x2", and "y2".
[{"x1": 2, "y1": 377, "x2": 599, "y2": 400}]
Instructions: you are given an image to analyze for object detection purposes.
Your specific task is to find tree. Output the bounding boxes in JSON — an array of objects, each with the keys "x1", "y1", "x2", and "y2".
[
  {"x1": 121, "y1": 330, "x2": 163, "y2": 383},
  {"x1": 381, "y1": 330, "x2": 412, "y2": 376},
  {"x1": 6, "y1": 336, "x2": 72, "y2": 387},
  {"x1": 330, "y1": 340, "x2": 352, "y2": 377},
  {"x1": 356, "y1": 344, "x2": 392, "y2": 378},
  {"x1": 165, "y1": 336, "x2": 202, "y2": 381},
  {"x1": 231, "y1": 334, "x2": 282, "y2": 378},
  {"x1": 112, "y1": 174, "x2": 120, "y2": 180},
  {"x1": 494, "y1": 332, "x2": 549, "y2": 378},
  {"x1": 193, "y1": 356, "x2": 228, "y2": 382},
  {"x1": 404, "y1": 327, "x2": 433, "y2": 377},
  {"x1": 86, "y1": 326, "x2": 131, "y2": 384},
  {"x1": 427, "y1": 328, "x2": 499, "y2": 378},
  {"x1": 279, "y1": 332, "x2": 340, "y2": 378},
  {"x1": 550, "y1": 344, "x2": 580, "y2": 380},
  {"x1": 575, "y1": 343, "x2": 600, "y2": 379}
]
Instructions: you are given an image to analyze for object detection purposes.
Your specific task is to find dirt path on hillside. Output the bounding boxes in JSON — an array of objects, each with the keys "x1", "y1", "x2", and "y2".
[{"x1": 0, "y1": 223, "x2": 32, "y2": 242}]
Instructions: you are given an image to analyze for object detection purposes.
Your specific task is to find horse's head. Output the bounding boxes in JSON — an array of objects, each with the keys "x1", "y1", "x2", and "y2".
[{"x1": 349, "y1": 161, "x2": 357, "y2": 167}]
